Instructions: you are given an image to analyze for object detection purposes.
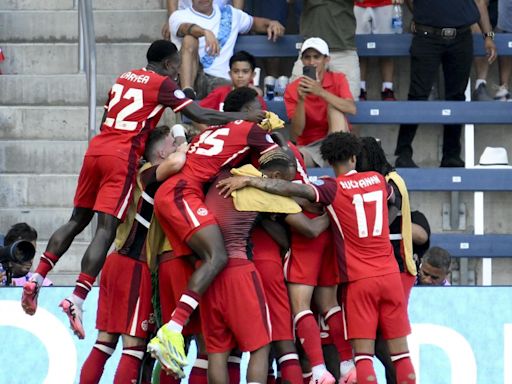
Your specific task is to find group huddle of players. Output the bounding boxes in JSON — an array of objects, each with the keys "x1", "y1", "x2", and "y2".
[{"x1": 20, "y1": 40, "x2": 417, "y2": 384}]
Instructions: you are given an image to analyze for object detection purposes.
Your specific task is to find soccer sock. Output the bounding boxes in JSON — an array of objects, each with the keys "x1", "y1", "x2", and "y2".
[
  {"x1": 189, "y1": 354, "x2": 208, "y2": 384},
  {"x1": 354, "y1": 353, "x2": 376, "y2": 384},
  {"x1": 391, "y1": 351, "x2": 416, "y2": 384},
  {"x1": 80, "y1": 340, "x2": 116, "y2": 384},
  {"x1": 278, "y1": 353, "x2": 303, "y2": 384},
  {"x1": 323, "y1": 306, "x2": 353, "y2": 362},
  {"x1": 159, "y1": 368, "x2": 181, "y2": 384},
  {"x1": 382, "y1": 82, "x2": 393, "y2": 91},
  {"x1": 34, "y1": 251, "x2": 59, "y2": 278},
  {"x1": 113, "y1": 345, "x2": 145, "y2": 384},
  {"x1": 228, "y1": 354, "x2": 241, "y2": 383},
  {"x1": 72, "y1": 272, "x2": 95, "y2": 300},
  {"x1": 303, "y1": 371, "x2": 313, "y2": 384},
  {"x1": 167, "y1": 290, "x2": 201, "y2": 332},
  {"x1": 267, "y1": 371, "x2": 276, "y2": 384},
  {"x1": 294, "y1": 310, "x2": 325, "y2": 367}
]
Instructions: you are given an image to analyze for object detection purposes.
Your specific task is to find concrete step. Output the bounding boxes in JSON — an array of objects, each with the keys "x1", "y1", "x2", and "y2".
[
  {"x1": 0, "y1": 10, "x2": 165, "y2": 43},
  {"x1": 0, "y1": 74, "x2": 115, "y2": 105},
  {"x1": 0, "y1": 140, "x2": 87, "y2": 173},
  {"x1": 0, "y1": 0, "x2": 163, "y2": 10},
  {"x1": 0, "y1": 106, "x2": 103, "y2": 140},
  {"x1": 0, "y1": 208, "x2": 93, "y2": 242},
  {"x1": 0, "y1": 43, "x2": 149, "y2": 75},
  {"x1": 0, "y1": 174, "x2": 78, "y2": 208},
  {"x1": 33, "y1": 240, "x2": 87, "y2": 274}
]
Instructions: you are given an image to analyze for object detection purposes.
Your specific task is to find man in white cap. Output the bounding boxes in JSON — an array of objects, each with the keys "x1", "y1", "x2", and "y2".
[{"x1": 284, "y1": 37, "x2": 357, "y2": 167}]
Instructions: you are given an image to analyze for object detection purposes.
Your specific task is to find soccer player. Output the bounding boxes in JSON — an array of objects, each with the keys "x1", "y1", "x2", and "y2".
[
  {"x1": 80, "y1": 126, "x2": 187, "y2": 383},
  {"x1": 148, "y1": 87, "x2": 290, "y2": 375},
  {"x1": 21, "y1": 39, "x2": 265, "y2": 337},
  {"x1": 217, "y1": 132, "x2": 416, "y2": 384}
]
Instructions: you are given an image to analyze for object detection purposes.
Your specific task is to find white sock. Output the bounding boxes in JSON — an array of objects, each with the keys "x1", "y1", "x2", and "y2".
[
  {"x1": 360, "y1": 81, "x2": 366, "y2": 90},
  {"x1": 70, "y1": 294, "x2": 84, "y2": 308},
  {"x1": 476, "y1": 79, "x2": 487, "y2": 88},
  {"x1": 30, "y1": 273, "x2": 44, "y2": 286},
  {"x1": 340, "y1": 359, "x2": 355, "y2": 376},
  {"x1": 166, "y1": 320, "x2": 183, "y2": 333},
  {"x1": 382, "y1": 82, "x2": 393, "y2": 91},
  {"x1": 312, "y1": 364, "x2": 327, "y2": 380}
]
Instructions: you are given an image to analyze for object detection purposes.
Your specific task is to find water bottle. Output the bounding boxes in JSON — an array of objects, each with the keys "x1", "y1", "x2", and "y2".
[
  {"x1": 264, "y1": 76, "x2": 276, "y2": 101},
  {"x1": 391, "y1": 4, "x2": 403, "y2": 34}
]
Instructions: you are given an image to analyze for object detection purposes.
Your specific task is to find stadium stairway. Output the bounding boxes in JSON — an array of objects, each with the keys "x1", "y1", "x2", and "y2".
[{"x1": 0, "y1": 0, "x2": 171, "y2": 284}]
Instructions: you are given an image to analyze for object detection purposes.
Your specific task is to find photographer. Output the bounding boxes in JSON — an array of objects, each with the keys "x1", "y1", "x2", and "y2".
[{"x1": 0, "y1": 223, "x2": 52, "y2": 287}]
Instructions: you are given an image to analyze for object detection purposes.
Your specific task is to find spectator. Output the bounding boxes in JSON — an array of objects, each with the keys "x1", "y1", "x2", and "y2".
[
  {"x1": 355, "y1": 0, "x2": 401, "y2": 101},
  {"x1": 169, "y1": 0, "x2": 285, "y2": 99},
  {"x1": 417, "y1": 246, "x2": 452, "y2": 286},
  {"x1": 291, "y1": 0, "x2": 360, "y2": 101},
  {"x1": 161, "y1": 0, "x2": 244, "y2": 40},
  {"x1": 0, "y1": 223, "x2": 52, "y2": 287},
  {"x1": 285, "y1": 37, "x2": 356, "y2": 167},
  {"x1": 394, "y1": 0, "x2": 497, "y2": 168},
  {"x1": 495, "y1": 0, "x2": 512, "y2": 100}
]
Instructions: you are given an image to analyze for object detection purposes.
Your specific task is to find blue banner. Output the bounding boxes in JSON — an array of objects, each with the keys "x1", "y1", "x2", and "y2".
[{"x1": 1, "y1": 287, "x2": 511, "y2": 384}]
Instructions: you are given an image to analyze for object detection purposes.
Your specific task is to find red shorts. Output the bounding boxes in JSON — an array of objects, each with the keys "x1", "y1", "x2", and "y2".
[
  {"x1": 158, "y1": 255, "x2": 201, "y2": 336},
  {"x1": 401, "y1": 272, "x2": 416, "y2": 306},
  {"x1": 285, "y1": 229, "x2": 340, "y2": 286},
  {"x1": 154, "y1": 176, "x2": 217, "y2": 257},
  {"x1": 342, "y1": 273, "x2": 410, "y2": 340},
  {"x1": 201, "y1": 259, "x2": 271, "y2": 353},
  {"x1": 96, "y1": 252, "x2": 154, "y2": 338},
  {"x1": 74, "y1": 155, "x2": 137, "y2": 220}
]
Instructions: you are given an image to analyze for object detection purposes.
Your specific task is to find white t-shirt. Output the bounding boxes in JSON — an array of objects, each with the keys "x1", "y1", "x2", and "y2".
[
  {"x1": 177, "y1": 0, "x2": 230, "y2": 10},
  {"x1": 170, "y1": 4, "x2": 253, "y2": 79}
]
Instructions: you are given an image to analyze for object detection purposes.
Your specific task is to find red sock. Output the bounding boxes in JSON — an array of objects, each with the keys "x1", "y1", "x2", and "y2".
[
  {"x1": 113, "y1": 346, "x2": 145, "y2": 384},
  {"x1": 303, "y1": 372, "x2": 313, "y2": 384},
  {"x1": 324, "y1": 306, "x2": 353, "y2": 361},
  {"x1": 189, "y1": 354, "x2": 208, "y2": 384},
  {"x1": 354, "y1": 354, "x2": 377, "y2": 384},
  {"x1": 35, "y1": 252, "x2": 59, "y2": 278},
  {"x1": 228, "y1": 355, "x2": 241, "y2": 383},
  {"x1": 267, "y1": 373, "x2": 276, "y2": 384},
  {"x1": 80, "y1": 341, "x2": 116, "y2": 384},
  {"x1": 278, "y1": 353, "x2": 303, "y2": 384},
  {"x1": 159, "y1": 368, "x2": 181, "y2": 384},
  {"x1": 73, "y1": 272, "x2": 95, "y2": 300},
  {"x1": 171, "y1": 289, "x2": 201, "y2": 327},
  {"x1": 295, "y1": 310, "x2": 324, "y2": 367},
  {"x1": 392, "y1": 352, "x2": 416, "y2": 384}
]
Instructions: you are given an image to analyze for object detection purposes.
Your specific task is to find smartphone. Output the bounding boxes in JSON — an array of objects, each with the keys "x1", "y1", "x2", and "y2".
[{"x1": 303, "y1": 65, "x2": 317, "y2": 80}]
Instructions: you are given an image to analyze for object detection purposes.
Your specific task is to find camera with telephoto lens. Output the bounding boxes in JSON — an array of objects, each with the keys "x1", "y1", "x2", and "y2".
[{"x1": 0, "y1": 240, "x2": 35, "y2": 267}]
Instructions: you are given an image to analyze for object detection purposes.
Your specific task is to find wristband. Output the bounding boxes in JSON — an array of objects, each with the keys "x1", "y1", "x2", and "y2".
[{"x1": 171, "y1": 124, "x2": 186, "y2": 138}]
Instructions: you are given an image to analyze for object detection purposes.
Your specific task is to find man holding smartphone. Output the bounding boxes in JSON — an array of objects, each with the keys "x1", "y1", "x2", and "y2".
[{"x1": 284, "y1": 37, "x2": 356, "y2": 167}]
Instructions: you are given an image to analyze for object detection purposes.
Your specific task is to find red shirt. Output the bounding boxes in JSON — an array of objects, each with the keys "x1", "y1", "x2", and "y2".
[
  {"x1": 181, "y1": 120, "x2": 278, "y2": 183},
  {"x1": 199, "y1": 85, "x2": 268, "y2": 111},
  {"x1": 311, "y1": 170, "x2": 398, "y2": 282},
  {"x1": 284, "y1": 71, "x2": 353, "y2": 146},
  {"x1": 355, "y1": 0, "x2": 392, "y2": 8},
  {"x1": 87, "y1": 68, "x2": 192, "y2": 161}
]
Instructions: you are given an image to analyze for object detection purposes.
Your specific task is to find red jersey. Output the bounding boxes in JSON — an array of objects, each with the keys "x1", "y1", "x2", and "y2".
[
  {"x1": 355, "y1": 0, "x2": 392, "y2": 8},
  {"x1": 199, "y1": 85, "x2": 268, "y2": 111},
  {"x1": 284, "y1": 71, "x2": 353, "y2": 146},
  {"x1": 87, "y1": 68, "x2": 193, "y2": 161},
  {"x1": 311, "y1": 170, "x2": 398, "y2": 282},
  {"x1": 181, "y1": 120, "x2": 278, "y2": 183}
]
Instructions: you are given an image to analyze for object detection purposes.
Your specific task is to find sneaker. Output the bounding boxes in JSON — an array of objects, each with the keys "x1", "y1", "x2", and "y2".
[
  {"x1": 381, "y1": 88, "x2": 396, "y2": 101},
  {"x1": 440, "y1": 157, "x2": 465, "y2": 167},
  {"x1": 472, "y1": 83, "x2": 493, "y2": 101},
  {"x1": 21, "y1": 280, "x2": 39, "y2": 315},
  {"x1": 494, "y1": 87, "x2": 512, "y2": 101},
  {"x1": 148, "y1": 326, "x2": 188, "y2": 375},
  {"x1": 340, "y1": 367, "x2": 357, "y2": 384},
  {"x1": 395, "y1": 155, "x2": 419, "y2": 168},
  {"x1": 147, "y1": 336, "x2": 186, "y2": 378},
  {"x1": 59, "y1": 298, "x2": 85, "y2": 339},
  {"x1": 359, "y1": 89, "x2": 367, "y2": 101},
  {"x1": 310, "y1": 371, "x2": 336, "y2": 384}
]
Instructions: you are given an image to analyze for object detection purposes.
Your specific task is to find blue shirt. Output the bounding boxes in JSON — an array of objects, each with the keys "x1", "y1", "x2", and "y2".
[{"x1": 414, "y1": 0, "x2": 480, "y2": 28}]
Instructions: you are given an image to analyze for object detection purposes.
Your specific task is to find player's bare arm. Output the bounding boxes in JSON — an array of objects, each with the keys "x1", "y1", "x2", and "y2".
[
  {"x1": 156, "y1": 142, "x2": 189, "y2": 181},
  {"x1": 285, "y1": 212, "x2": 330, "y2": 238},
  {"x1": 181, "y1": 102, "x2": 266, "y2": 124}
]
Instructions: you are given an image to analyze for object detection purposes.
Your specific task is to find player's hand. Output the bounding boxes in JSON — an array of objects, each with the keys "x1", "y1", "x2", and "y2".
[
  {"x1": 246, "y1": 109, "x2": 267, "y2": 123},
  {"x1": 267, "y1": 21, "x2": 285, "y2": 42},
  {"x1": 162, "y1": 21, "x2": 171, "y2": 40},
  {"x1": 204, "y1": 29, "x2": 220, "y2": 56},
  {"x1": 217, "y1": 176, "x2": 251, "y2": 198},
  {"x1": 485, "y1": 37, "x2": 497, "y2": 64},
  {"x1": 176, "y1": 142, "x2": 190, "y2": 153},
  {"x1": 299, "y1": 76, "x2": 323, "y2": 97}
]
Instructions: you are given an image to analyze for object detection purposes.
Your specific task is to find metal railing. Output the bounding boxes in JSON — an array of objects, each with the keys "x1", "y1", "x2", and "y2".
[{"x1": 78, "y1": 0, "x2": 97, "y2": 142}]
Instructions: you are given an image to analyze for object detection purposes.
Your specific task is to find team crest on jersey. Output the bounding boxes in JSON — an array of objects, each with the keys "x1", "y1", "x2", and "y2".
[
  {"x1": 197, "y1": 207, "x2": 208, "y2": 216},
  {"x1": 174, "y1": 89, "x2": 186, "y2": 99},
  {"x1": 141, "y1": 320, "x2": 149, "y2": 332}
]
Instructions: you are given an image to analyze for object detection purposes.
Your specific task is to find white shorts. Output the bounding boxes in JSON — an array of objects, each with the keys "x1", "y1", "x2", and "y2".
[{"x1": 354, "y1": 5, "x2": 394, "y2": 35}]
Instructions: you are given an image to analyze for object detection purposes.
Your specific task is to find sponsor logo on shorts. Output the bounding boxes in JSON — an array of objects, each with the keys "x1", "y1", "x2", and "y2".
[
  {"x1": 174, "y1": 89, "x2": 186, "y2": 99},
  {"x1": 141, "y1": 320, "x2": 149, "y2": 332},
  {"x1": 197, "y1": 208, "x2": 208, "y2": 216}
]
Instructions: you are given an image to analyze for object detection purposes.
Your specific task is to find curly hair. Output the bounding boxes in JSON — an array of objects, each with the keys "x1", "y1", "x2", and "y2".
[
  {"x1": 356, "y1": 136, "x2": 394, "y2": 176},
  {"x1": 223, "y1": 87, "x2": 258, "y2": 112},
  {"x1": 146, "y1": 40, "x2": 178, "y2": 63},
  {"x1": 320, "y1": 132, "x2": 362, "y2": 166},
  {"x1": 4, "y1": 223, "x2": 38, "y2": 246}
]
